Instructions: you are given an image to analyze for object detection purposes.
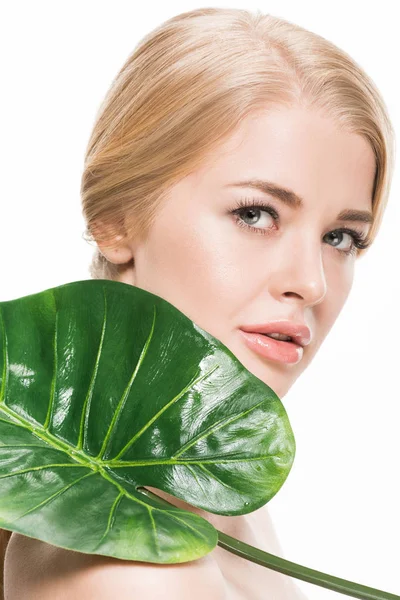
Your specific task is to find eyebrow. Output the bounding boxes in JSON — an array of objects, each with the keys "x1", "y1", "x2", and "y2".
[{"x1": 225, "y1": 179, "x2": 373, "y2": 225}]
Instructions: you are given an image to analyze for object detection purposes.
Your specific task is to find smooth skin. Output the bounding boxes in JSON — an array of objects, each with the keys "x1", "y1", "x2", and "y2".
[{"x1": 5, "y1": 106, "x2": 376, "y2": 599}]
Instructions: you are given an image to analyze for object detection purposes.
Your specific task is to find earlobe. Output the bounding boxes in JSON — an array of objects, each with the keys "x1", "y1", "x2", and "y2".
[
  {"x1": 97, "y1": 238, "x2": 134, "y2": 266},
  {"x1": 91, "y1": 222, "x2": 134, "y2": 266}
]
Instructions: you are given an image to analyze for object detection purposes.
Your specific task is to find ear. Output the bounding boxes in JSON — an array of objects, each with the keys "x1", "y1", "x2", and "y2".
[{"x1": 91, "y1": 221, "x2": 134, "y2": 266}]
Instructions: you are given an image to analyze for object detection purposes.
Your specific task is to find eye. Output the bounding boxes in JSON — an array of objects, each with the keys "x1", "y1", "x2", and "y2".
[
  {"x1": 228, "y1": 196, "x2": 372, "y2": 257},
  {"x1": 235, "y1": 206, "x2": 276, "y2": 231},
  {"x1": 324, "y1": 230, "x2": 356, "y2": 255},
  {"x1": 323, "y1": 228, "x2": 371, "y2": 256},
  {"x1": 229, "y1": 198, "x2": 279, "y2": 235}
]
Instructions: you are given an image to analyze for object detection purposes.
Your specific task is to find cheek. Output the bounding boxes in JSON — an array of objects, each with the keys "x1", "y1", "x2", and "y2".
[
  {"x1": 134, "y1": 212, "x2": 248, "y2": 328},
  {"x1": 332, "y1": 259, "x2": 355, "y2": 309},
  {"x1": 316, "y1": 260, "x2": 355, "y2": 342}
]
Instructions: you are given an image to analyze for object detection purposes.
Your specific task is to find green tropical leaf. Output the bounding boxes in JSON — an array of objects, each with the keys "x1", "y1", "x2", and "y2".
[{"x1": 0, "y1": 279, "x2": 295, "y2": 563}]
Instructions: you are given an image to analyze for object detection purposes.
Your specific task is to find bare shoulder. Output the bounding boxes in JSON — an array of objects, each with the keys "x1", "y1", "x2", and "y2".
[{"x1": 4, "y1": 532, "x2": 228, "y2": 600}]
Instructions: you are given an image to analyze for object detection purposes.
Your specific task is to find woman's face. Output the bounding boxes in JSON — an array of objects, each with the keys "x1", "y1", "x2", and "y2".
[{"x1": 102, "y1": 106, "x2": 376, "y2": 399}]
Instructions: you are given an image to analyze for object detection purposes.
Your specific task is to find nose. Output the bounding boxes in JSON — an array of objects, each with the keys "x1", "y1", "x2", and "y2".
[{"x1": 269, "y1": 231, "x2": 328, "y2": 309}]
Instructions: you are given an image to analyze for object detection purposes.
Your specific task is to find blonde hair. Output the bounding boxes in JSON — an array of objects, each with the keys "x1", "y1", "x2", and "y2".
[
  {"x1": 1, "y1": 7, "x2": 395, "y2": 597},
  {"x1": 79, "y1": 7, "x2": 394, "y2": 280}
]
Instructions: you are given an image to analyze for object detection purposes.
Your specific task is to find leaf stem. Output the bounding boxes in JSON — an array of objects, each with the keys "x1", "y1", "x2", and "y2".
[
  {"x1": 217, "y1": 531, "x2": 399, "y2": 600},
  {"x1": 138, "y1": 487, "x2": 400, "y2": 600}
]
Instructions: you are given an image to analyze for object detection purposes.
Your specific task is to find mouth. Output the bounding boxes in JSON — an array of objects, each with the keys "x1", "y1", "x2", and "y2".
[
  {"x1": 239, "y1": 330, "x2": 304, "y2": 365},
  {"x1": 262, "y1": 332, "x2": 295, "y2": 343},
  {"x1": 239, "y1": 321, "x2": 311, "y2": 348}
]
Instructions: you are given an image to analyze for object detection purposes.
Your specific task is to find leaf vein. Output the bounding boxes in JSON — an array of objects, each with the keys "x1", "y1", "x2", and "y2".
[
  {"x1": 173, "y1": 398, "x2": 271, "y2": 458},
  {"x1": 198, "y1": 464, "x2": 238, "y2": 493},
  {"x1": 166, "y1": 512, "x2": 212, "y2": 544},
  {"x1": 93, "y1": 491, "x2": 124, "y2": 551},
  {"x1": 185, "y1": 465, "x2": 209, "y2": 501},
  {"x1": 111, "y1": 363, "x2": 220, "y2": 462},
  {"x1": 78, "y1": 286, "x2": 108, "y2": 451},
  {"x1": 14, "y1": 471, "x2": 96, "y2": 521},
  {"x1": 43, "y1": 293, "x2": 58, "y2": 430},
  {"x1": 97, "y1": 303, "x2": 157, "y2": 461},
  {"x1": 0, "y1": 463, "x2": 91, "y2": 480},
  {"x1": 148, "y1": 507, "x2": 161, "y2": 556}
]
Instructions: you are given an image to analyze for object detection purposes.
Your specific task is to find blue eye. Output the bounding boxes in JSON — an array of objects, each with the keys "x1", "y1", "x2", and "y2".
[{"x1": 229, "y1": 196, "x2": 371, "y2": 257}]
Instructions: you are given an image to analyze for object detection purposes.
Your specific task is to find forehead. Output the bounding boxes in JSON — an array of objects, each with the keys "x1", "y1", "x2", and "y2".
[{"x1": 191, "y1": 106, "x2": 376, "y2": 209}]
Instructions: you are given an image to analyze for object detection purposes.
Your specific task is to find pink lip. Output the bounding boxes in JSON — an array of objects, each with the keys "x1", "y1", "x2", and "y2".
[
  {"x1": 239, "y1": 330, "x2": 304, "y2": 365},
  {"x1": 240, "y1": 321, "x2": 312, "y2": 348}
]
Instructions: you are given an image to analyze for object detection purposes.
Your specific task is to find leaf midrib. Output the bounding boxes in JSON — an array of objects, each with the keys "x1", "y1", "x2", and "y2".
[{"x1": 0, "y1": 399, "x2": 277, "y2": 470}]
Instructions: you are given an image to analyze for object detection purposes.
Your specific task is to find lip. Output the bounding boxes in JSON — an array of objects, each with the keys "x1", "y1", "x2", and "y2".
[
  {"x1": 238, "y1": 320, "x2": 312, "y2": 365},
  {"x1": 239, "y1": 330, "x2": 304, "y2": 364},
  {"x1": 239, "y1": 321, "x2": 312, "y2": 347}
]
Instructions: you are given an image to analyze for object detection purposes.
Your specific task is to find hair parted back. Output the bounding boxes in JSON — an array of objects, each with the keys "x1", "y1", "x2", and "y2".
[
  {"x1": 79, "y1": 7, "x2": 395, "y2": 281},
  {"x1": 0, "y1": 7, "x2": 395, "y2": 597}
]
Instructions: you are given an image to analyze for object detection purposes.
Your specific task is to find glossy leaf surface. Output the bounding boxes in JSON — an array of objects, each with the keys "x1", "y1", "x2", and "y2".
[{"x1": 0, "y1": 279, "x2": 295, "y2": 563}]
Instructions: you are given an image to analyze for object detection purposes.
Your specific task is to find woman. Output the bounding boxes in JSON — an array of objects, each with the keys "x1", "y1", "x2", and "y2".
[{"x1": 2, "y1": 7, "x2": 394, "y2": 599}]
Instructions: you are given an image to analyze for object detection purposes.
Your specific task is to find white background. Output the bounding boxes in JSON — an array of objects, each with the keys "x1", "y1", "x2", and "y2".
[{"x1": 0, "y1": 2, "x2": 399, "y2": 599}]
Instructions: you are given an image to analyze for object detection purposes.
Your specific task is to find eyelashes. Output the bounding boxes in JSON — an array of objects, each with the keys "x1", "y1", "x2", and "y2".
[{"x1": 229, "y1": 196, "x2": 372, "y2": 257}]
